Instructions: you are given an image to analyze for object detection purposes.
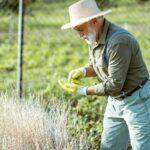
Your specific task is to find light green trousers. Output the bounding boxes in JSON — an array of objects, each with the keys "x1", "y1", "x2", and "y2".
[{"x1": 100, "y1": 80, "x2": 150, "y2": 150}]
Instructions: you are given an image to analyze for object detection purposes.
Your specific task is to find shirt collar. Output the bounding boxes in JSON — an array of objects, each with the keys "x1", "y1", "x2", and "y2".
[{"x1": 98, "y1": 19, "x2": 110, "y2": 45}]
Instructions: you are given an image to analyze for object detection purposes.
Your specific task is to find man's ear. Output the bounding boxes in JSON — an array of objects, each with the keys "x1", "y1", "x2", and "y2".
[{"x1": 91, "y1": 18, "x2": 98, "y2": 25}]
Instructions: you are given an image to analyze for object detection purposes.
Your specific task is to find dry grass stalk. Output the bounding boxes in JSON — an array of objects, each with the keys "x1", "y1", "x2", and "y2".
[{"x1": 0, "y1": 94, "x2": 90, "y2": 150}]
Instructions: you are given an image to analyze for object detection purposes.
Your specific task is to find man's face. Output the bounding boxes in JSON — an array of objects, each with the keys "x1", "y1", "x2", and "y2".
[{"x1": 73, "y1": 21, "x2": 97, "y2": 45}]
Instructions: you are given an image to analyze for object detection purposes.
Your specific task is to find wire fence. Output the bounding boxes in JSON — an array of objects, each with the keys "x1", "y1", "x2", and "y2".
[{"x1": 0, "y1": 0, "x2": 150, "y2": 96}]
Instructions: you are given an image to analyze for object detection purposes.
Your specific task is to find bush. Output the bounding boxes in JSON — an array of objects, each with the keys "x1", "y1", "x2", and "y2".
[
  {"x1": 0, "y1": 0, "x2": 36, "y2": 13},
  {"x1": 96, "y1": 0, "x2": 149, "y2": 8},
  {"x1": 0, "y1": 93, "x2": 90, "y2": 150}
]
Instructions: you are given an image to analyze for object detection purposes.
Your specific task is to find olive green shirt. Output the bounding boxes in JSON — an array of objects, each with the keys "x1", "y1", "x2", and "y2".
[{"x1": 89, "y1": 19, "x2": 149, "y2": 97}]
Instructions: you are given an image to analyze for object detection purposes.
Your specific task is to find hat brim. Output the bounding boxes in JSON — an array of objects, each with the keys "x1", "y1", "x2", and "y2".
[{"x1": 61, "y1": 9, "x2": 112, "y2": 30}]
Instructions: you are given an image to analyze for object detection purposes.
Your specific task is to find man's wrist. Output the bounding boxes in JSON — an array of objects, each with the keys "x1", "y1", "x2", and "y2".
[{"x1": 86, "y1": 86, "x2": 98, "y2": 95}]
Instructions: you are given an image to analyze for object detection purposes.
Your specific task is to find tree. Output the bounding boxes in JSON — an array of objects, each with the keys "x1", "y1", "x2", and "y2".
[
  {"x1": 0, "y1": 0, "x2": 36, "y2": 13},
  {"x1": 95, "y1": 0, "x2": 149, "y2": 8}
]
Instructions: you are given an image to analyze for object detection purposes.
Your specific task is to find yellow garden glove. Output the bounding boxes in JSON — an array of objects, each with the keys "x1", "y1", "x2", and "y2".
[
  {"x1": 58, "y1": 80, "x2": 87, "y2": 96},
  {"x1": 68, "y1": 67, "x2": 86, "y2": 84}
]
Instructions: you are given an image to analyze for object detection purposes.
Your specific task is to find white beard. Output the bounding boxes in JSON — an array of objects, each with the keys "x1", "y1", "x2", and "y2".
[{"x1": 84, "y1": 32, "x2": 96, "y2": 47}]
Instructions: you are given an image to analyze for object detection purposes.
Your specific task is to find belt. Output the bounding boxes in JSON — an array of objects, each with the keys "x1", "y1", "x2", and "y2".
[{"x1": 115, "y1": 78, "x2": 149, "y2": 100}]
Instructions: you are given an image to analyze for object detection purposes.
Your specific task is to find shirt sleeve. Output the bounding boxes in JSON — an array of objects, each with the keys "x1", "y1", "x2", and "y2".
[{"x1": 93, "y1": 43, "x2": 132, "y2": 96}]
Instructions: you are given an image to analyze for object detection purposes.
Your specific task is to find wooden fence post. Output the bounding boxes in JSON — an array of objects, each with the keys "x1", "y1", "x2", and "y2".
[{"x1": 17, "y1": 0, "x2": 25, "y2": 100}]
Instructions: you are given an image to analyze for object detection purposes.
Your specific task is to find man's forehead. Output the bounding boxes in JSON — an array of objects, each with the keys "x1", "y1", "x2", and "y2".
[{"x1": 73, "y1": 18, "x2": 98, "y2": 30}]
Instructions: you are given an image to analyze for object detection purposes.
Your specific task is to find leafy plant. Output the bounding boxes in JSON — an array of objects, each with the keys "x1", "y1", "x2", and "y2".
[{"x1": 0, "y1": 0, "x2": 36, "y2": 13}]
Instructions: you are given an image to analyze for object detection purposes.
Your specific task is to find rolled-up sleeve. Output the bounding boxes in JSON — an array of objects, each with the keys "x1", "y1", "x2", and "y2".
[{"x1": 94, "y1": 43, "x2": 132, "y2": 96}]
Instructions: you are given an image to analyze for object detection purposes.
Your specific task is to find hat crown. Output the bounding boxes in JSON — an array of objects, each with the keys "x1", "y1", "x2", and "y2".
[{"x1": 69, "y1": 0, "x2": 101, "y2": 24}]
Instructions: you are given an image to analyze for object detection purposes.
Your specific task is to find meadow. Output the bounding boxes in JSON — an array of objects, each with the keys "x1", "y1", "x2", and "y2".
[{"x1": 0, "y1": 0, "x2": 150, "y2": 149}]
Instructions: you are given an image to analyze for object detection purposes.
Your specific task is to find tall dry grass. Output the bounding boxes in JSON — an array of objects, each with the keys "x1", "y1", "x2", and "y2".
[{"x1": 0, "y1": 93, "x2": 90, "y2": 150}]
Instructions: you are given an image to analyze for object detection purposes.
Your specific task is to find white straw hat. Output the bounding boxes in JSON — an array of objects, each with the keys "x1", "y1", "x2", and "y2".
[{"x1": 61, "y1": 0, "x2": 111, "y2": 30}]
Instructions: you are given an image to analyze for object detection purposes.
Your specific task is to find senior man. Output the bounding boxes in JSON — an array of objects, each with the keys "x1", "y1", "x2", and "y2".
[{"x1": 59, "y1": 0, "x2": 150, "y2": 149}]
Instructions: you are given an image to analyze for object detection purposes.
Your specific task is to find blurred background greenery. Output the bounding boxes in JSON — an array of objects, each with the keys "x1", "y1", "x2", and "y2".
[{"x1": 0, "y1": 0, "x2": 150, "y2": 149}]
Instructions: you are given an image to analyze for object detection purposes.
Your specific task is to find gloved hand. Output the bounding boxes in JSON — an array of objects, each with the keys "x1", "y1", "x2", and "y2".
[
  {"x1": 68, "y1": 67, "x2": 86, "y2": 84},
  {"x1": 58, "y1": 80, "x2": 87, "y2": 96}
]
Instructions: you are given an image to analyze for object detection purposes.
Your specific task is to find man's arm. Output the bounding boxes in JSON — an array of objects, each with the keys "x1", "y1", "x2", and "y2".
[
  {"x1": 85, "y1": 64, "x2": 97, "y2": 77},
  {"x1": 86, "y1": 43, "x2": 131, "y2": 96}
]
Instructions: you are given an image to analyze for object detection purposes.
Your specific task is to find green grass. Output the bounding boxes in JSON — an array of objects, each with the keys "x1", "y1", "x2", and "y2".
[{"x1": 0, "y1": 1, "x2": 150, "y2": 149}]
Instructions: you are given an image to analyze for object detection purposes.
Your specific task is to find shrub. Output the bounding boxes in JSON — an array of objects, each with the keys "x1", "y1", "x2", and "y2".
[
  {"x1": 0, "y1": 93, "x2": 90, "y2": 150},
  {"x1": 0, "y1": 0, "x2": 36, "y2": 13}
]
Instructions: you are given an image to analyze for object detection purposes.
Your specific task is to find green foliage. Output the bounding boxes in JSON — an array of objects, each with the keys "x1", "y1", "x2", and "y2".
[
  {"x1": 0, "y1": 0, "x2": 36, "y2": 13},
  {"x1": 137, "y1": 0, "x2": 150, "y2": 3},
  {"x1": 96, "y1": 0, "x2": 150, "y2": 8},
  {"x1": 67, "y1": 96, "x2": 106, "y2": 149}
]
